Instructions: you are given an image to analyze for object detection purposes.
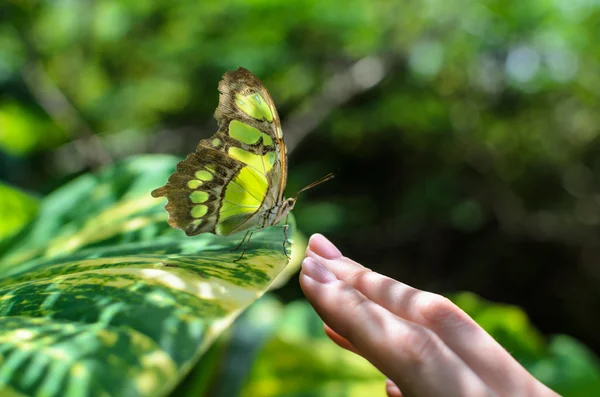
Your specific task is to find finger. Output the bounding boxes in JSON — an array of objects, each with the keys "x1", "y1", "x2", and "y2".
[
  {"x1": 325, "y1": 325, "x2": 404, "y2": 397},
  {"x1": 306, "y1": 233, "x2": 557, "y2": 396},
  {"x1": 300, "y1": 256, "x2": 493, "y2": 397},
  {"x1": 386, "y1": 379, "x2": 403, "y2": 397},
  {"x1": 324, "y1": 324, "x2": 361, "y2": 355}
]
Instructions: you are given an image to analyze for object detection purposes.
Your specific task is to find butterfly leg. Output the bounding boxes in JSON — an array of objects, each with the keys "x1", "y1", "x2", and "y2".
[
  {"x1": 231, "y1": 230, "x2": 252, "y2": 252},
  {"x1": 282, "y1": 214, "x2": 291, "y2": 260},
  {"x1": 233, "y1": 231, "x2": 254, "y2": 262}
]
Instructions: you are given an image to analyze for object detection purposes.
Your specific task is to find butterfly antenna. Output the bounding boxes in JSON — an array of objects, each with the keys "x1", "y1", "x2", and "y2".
[{"x1": 293, "y1": 171, "x2": 336, "y2": 199}]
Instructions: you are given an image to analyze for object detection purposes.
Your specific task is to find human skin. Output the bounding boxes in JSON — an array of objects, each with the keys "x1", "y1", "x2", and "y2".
[{"x1": 299, "y1": 233, "x2": 562, "y2": 397}]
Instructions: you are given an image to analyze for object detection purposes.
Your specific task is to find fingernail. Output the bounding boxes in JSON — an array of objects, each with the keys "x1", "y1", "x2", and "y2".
[
  {"x1": 302, "y1": 257, "x2": 336, "y2": 283},
  {"x1": 309, "y1": 234, "x2": 342, "y2": 259}
]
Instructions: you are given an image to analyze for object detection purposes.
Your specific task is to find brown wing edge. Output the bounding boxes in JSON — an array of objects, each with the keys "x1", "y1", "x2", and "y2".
[
  {"x1": 213, "y1": 67, "x2": 268, "y2": 129},
  {"x1": 151, "y1": 148, "x2": 243, "y2": 236}
]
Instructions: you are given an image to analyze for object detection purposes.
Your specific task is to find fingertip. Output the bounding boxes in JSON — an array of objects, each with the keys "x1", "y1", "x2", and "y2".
[
  {"x1": 301, "y1": 257, "x2": 337, "y2": 284},
  {"x1": 386, "y1": 379, "x2": 403, "y2": 397},
  {"x1": 308, "y1": 233, "x2": 342, "y2": 259}
]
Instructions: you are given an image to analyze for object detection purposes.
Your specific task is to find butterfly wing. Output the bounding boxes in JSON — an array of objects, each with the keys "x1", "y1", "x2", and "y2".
[
  {"x1": 151, "y1": 67, "x2": 287, "y2": 236},
  {"x1": 215, "y1": 67, "x2": 288, "y2": 206}
]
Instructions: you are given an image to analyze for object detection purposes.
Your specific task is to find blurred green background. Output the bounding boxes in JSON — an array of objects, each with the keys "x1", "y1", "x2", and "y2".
[{"x1": 2, "y1": 0, "x2": 600, "y2": 368}]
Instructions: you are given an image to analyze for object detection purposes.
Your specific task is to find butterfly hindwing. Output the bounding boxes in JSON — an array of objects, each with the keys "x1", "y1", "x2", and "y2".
[
  {"x1": 152, "y1": 67, "x2": 288, "y2": 237},
  {"x1": 151, "y1": 147, "x2": 241, "y2": 235}
]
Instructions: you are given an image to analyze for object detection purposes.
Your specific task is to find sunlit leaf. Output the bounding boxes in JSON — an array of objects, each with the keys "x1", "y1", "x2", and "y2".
[
  {"x1": 0, "y1": 103, "x2": 63, "y2": 156},
  {"x1": 0, "y1": 182, "x2": 39, "y2": 242},
  {"x1": 531, "y1": 335, "x2": 600, "y2": 397},
  {"x1": 0, "y1": 155, "x2": 295, "y2": 397}
]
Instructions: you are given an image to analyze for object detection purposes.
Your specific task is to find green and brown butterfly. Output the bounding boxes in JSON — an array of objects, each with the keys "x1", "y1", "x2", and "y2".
[{"x1": 151, "y1": 67, "x2": 332, "y2": 260}]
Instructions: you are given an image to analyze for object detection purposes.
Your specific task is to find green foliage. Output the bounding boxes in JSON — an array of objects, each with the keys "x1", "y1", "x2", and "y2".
[
  {"x1": 451, "y1": 292, "x2": 600, "y2": 396},
  {"x1": 3, "y1": 0, "x2": 600, "y2": 395},
  {"x1": 0, "y1": 155, "x2": 295, "y2": 397},
  {"x1": 176, "y1": 295, "x2": 386, "y2": 397},
  {"x1": 0, "y1": 183, "x2": 39, "y2": 241},
  {"x1": 238, "y1": 298, "x2": 386, "y2": 397},
  {"x1": 0, "y1": 102, "x2": 64, "y2": 156},
  {"x1": 530, "y1": 336, "x2": 600, "y2": 397},
  {"x1": 451, "y1": 291, "x2": 547, "y2": 363},
  {"x1": 1, "y1": 0, "x2": 390, "y2": 142}
]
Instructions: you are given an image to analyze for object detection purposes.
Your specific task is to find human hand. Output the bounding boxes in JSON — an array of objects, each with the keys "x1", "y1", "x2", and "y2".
[{"x1": 299, "y1": 234, "x2": 561, "y2": 397}]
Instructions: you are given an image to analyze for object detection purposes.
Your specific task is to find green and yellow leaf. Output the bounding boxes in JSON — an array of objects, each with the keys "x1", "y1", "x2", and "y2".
[
  {"x1": 0, "y1": 155, "x2": 296, "y2": 397},
  {"x1": 0, "y1": 183, "x2": 39, "y2": 243}
]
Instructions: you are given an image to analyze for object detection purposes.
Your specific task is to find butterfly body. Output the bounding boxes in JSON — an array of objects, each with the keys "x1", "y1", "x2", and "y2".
[{"x1": 152, "y1": 67, "x2": 296, "y2": 249}]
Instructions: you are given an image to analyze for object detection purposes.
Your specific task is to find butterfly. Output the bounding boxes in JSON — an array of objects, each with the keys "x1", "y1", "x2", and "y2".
[{"x1": 151, "y1": 67, "x2": 332, "y2": 261}]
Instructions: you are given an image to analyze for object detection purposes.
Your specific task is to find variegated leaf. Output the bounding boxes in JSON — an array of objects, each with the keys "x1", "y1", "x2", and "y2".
[{"x1": 0, "y1": 155, "x2": 295, "y2": 397}]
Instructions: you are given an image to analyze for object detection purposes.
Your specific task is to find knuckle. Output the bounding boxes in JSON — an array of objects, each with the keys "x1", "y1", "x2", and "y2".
[
  {"x1": 416, "y1": 292, "x2": 473, "y2": 330},
  {"x1": 399, "y1": 325, "x2": 442, "y2": 367},
  {"x1": 346, "y1": 267, "x2": 373, "y2": 287},
  {"x1": 348, "y1": 292, "x2": 370, "y2": 313},
  {"x1": 345, "y1": 293, "x2": 387, "y2": 344}
]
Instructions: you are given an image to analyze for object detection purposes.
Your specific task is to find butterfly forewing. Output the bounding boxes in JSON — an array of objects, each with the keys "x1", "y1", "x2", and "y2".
[
  {"x1": 151, "y1": 67, "x2": 287, "y2": 236},
  {"x1": 214, "y1": 68, "x2": 287, "y2": 203}
]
